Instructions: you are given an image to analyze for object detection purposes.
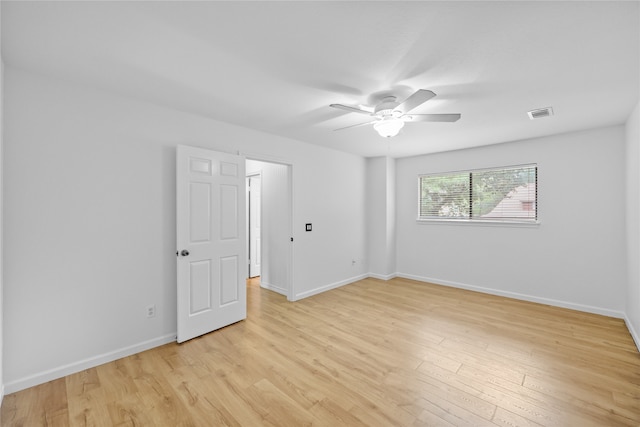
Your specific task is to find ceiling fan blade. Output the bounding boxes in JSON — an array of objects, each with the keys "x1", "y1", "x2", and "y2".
[
  {"x1": 329, "y1": 104, "x2": 373, "y2": 115},
  {"x1": 406, "y1": 113, "x2": 461, "y2": 122},
  {"x1": 396, "y1": 89, "x2": 436, "y2": 114},
  {"x1": 333, "y1": 120, "x2": 378, "y2": 131}
]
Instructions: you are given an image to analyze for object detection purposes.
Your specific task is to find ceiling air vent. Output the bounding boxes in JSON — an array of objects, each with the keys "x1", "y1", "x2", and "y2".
[{"x1": 527, "y1": 107, "x2": 554, "y2": 120}]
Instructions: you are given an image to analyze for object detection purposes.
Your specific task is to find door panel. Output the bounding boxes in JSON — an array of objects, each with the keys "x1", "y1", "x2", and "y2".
[
  {"x1": 189, "y1": 260, "x2": 212, "y2": 314},
  {"x1": 189, "y1": 182, "x2": 211, "y2": 242},
  {"x1": 220, "y1": 185, "x2": 238, "y2": 240},
  {"x1": 220, "y1": 256, "x2": 239, "y2": 305},
  {"x1": 177, "y1": 145, "x2": 246, "y2": 343}
]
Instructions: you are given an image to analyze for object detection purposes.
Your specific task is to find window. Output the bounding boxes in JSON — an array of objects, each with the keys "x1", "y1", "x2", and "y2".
[{"x1": 419, "y1": 164, "x2": 537, "y2": 223}]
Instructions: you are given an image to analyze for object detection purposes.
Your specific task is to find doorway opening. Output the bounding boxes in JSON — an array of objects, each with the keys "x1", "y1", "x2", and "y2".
[
  {"x1": 247, "y1": 173, "x2": 262, "y2": 279},
  {"x1": 245, "y1": 158, "x2": 293, "y2": 300}
]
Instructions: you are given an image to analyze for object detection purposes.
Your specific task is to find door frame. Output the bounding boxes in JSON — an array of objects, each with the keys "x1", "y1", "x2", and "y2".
[{"x1": 243, "y1": 153, "x2": 294, "y2": 301}]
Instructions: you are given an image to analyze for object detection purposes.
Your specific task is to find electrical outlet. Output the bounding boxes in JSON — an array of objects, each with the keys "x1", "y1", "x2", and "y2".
[{"x1": 146, "y1": 304, "x2": 156, "y2": 318}]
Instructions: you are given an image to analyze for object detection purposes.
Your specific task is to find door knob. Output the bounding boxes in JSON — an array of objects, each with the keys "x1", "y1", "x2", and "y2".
[{"x1": 181, "y1": 250, "x2": 190, "y2": 257}]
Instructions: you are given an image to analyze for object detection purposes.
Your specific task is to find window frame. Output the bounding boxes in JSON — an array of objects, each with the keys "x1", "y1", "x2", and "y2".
[{"x1": 416, "y1": 163, "x2": 540, "y2": 227}]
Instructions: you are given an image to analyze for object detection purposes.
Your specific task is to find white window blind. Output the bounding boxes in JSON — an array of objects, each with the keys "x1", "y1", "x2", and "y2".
[{"x1": 419, "y1": 165, "x2": 537, "y2": 222}]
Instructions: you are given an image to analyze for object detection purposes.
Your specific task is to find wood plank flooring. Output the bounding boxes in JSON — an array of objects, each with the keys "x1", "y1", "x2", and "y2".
[{"x1": 2, "y1": 277, "x2": 640, "y2": 426}]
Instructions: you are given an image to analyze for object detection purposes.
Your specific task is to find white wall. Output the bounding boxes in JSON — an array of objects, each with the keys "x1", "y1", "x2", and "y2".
[
  {"x1": 3, "y1": 67, "x2": 367, "y2": 392},
  {"x1": 366, "y1": 157, "x2": 396, "y2": 279},
  {"x1": 396, "y1": 126, "x2": 627, "y2": 317},
  {"x1": 246, "y1": 160, "x2": 290, "y2": 296},
  {"x1": 626, "y1": 101, "x2": 640, "y2": 347},
  {"x1": 386, "y1": 157, "x2": 397, "y2": 277},
  {"x1": 292, "y1": 150, "x2": 368, "y2": 300},
  {"x1": 0, "y1": 2, "x2": 5, "y2": 403}
]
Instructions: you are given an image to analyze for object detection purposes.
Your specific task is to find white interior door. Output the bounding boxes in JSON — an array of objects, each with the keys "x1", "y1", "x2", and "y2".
[
  {"x1": 176, "y1": 145, "x2": 246, "y2": 343},
  {"x1": 248, "y1": 175, "x2": 261, "y2": 278}
]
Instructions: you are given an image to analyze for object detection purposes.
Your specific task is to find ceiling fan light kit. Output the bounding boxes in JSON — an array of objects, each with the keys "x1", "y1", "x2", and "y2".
[
  {"x1": 374, "y1": 117, "x2": 405, "y2": 137},
  {"x1": 330, "y1": 89, "x2": 461, "y2": 139}
]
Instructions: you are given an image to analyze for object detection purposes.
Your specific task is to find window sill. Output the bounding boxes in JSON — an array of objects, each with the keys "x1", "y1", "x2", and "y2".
[{"x1": 416, "y1": 218, "x2": 541, "y2": 228}]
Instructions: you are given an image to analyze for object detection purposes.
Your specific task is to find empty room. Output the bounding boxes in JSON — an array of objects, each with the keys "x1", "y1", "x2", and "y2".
[{"x1": 1, "y1": 1, "x2": 639, "y2": 426}]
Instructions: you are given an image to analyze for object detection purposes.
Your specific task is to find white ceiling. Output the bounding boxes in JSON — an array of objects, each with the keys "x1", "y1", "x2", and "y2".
[{"x1": 2, "y1": 1, "x2": 639, "y2": 158}]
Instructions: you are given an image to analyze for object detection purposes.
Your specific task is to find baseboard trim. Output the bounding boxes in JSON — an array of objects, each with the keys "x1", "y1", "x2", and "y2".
[
  {"x1": 395, "y1": 273, "x2": 626, "y2": 320},
  {"x1": 4, "y1": 333, "x2": 176, "y2": 395},
  {"x1": 260, "y1": 281, "x2": 287, "y2": 296},
  {"x1": 292, "y1": 273, "x2": 369, "y2": 301},
  {"x1": 368, "y1": 272, "x2": 398, "y2": 281},
  {"x1": 624, "y1": 314, "x2": 640, "y2": 352}
]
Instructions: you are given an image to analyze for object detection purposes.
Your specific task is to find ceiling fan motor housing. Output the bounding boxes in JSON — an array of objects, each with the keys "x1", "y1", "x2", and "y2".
[{"x1": 374, "y1": 96, "x2": 401, "y2": 118}]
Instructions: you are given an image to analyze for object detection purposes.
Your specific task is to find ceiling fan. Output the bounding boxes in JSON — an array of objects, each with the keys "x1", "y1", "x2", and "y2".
[{"x1": 330, "y1": 89, "x2": 461, "y2": 138}]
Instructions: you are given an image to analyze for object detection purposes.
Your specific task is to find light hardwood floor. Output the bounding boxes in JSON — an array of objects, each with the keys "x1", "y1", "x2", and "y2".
[{"x1": 2, "y1": 277, "x2": 639, "y2": 426}]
